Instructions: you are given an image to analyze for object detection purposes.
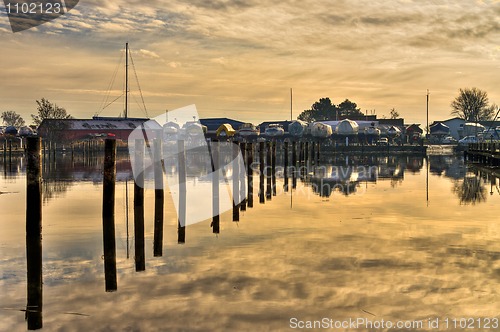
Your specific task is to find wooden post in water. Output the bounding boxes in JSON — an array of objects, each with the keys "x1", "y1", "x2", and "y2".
[
  {"x1": 259, "y1": 141, "x2": 265, "y2": 203},
  {"x1": 134, "y1": 139, "x2": 145, "y2": 271},
  {"x1": 209, "y1": 140, "x2": 220, "y2": 233},
  {"x1": 247, "y1": 143, "x2": 254, "y2": 208},
  {"x1": 316, "y1": 141, "x2": 320, "y2": 164},
  {"x1": 25, "y1": 137, "x2": 43, "y2": 330},
  {"x1": 266, "y1": 142, "x2": 272, "y2": 200},
  {"x1": 271, "y1": 141, "x2": 277, "y2": 196},
  {"x1": 292, "y1": 141, "x2": 297, "y2": 189},
  {"x1": 2, "y1": 140, "x2": 6, "y2": 169},
  {"x1": 232, "y1": 144, "x2": 240, "y2": 222},
  {"x1": 102, "y1": 139, "x2": 117, "y2": 292},
  {"x1": 177, "y1": 140, "x2": 187, "y2": 243},
  {"x1": 239, "y1": 142, "x2": 247, "y2": 211},
  {"x1": 284, "y1": 141, "x2": 289, "y2": 192},
  {"x1": 8, "y1": 139, "x2": 12, "y2": 163},
  {"x1": 153, "y1": 138, "x2": 164, "y2": 257}
]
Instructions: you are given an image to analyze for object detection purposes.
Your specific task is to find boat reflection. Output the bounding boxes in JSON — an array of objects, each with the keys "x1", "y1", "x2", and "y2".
[{"x1": 305, "y1": 155, "x2": 423, "y2": 197}]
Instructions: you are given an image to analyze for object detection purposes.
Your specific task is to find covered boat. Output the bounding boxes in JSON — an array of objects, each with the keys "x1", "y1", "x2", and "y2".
[
  {"x1": 183, "y1": 121, "x2": 207, "y2": 136},
  {"x1": 430, "y1": 122, "x2": 450, "y2": 136},
  {"x1": 238, "y1": 123, "x2": 260, "y2": 137},
  {"x1": 310, "y1": 122, "x2": 333, "y2": 138},
  {"x1": 336, "y1": 119, "x2": 359, "y2": 135},
  {"x1": 216, "y1": 123, "x2": 236, "y2": 138},
  {"x1": 264, "y1": 124, "x2": 285, "y2": 137},
  {"x1": 4, "y1": 126, "x2": 18, "y2": 136},
  {"x1": 386, "y1": 126, "x2": 401, "y2": 138},
  {"x1": 18, "y1": 126, "x2": 34, "y2": 137},
  {"x1": 288, "y1": 120, "x2": 308, "y2": 137},
  {"x1": 163, "y1": 121, "x2": 180, "y2": 135}
]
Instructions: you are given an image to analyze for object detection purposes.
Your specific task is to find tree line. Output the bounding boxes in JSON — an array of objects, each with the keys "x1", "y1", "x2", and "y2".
[
  {"x1": 298, "y1": 88, "x2": 498, "y2": 123},
  {"x1": 1, "y1": 98, "x2": 71, "y2": 128}
]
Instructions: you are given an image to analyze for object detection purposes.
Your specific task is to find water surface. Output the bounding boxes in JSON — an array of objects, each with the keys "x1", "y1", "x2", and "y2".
[{"x1": 1, "y1": 153, "x2": 499, "y2": 331}]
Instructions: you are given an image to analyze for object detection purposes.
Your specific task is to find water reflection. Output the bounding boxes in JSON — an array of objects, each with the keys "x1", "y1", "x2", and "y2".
[
  {"x1": 305, "y1": 155, "x2": 423, "y2": 197},
  {"x1": 4, "y1": 149, "x2": 500, "y2": 331},
  {"x1": 452, "y1": 166, "x2": 499, "y2": 205}
]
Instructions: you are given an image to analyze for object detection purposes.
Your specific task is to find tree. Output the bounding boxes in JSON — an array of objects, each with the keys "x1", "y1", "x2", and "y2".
[
  {"x1": 451, "y1": 88, "x2": 494, "y2": 122},
  {"x1": 297, "y1": 97, "x2": 365, "y2": 122},
  {"x1": 337, "y1": 99, "x2": 364, "y2": 118},
  {"x1": 31, "y1": 98, "x2": 72, "y2": 127},
  {"x1": 389, "y1": 108, "x2": 400, "y2": 119},
  {"x1": 1, "y1": 111, "x2": 25, "y2": 127},
  {"x1": 298, "y1": 97, "x2": 336, "y2": 122}
]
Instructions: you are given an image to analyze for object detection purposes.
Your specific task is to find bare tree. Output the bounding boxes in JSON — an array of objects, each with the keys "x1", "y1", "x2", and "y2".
[
  {"x1": 31, "y1": 98, "x2": 72, "y2": 127},
  {"x1": 1, "y1": 110, "x2": 25, "y2": 127},
  {"x1": 451, "y1": 88, "x2": 494, "y2": 122},
  {"x1": 389, "y1": 108, "x2": 400, "y2": 119}
]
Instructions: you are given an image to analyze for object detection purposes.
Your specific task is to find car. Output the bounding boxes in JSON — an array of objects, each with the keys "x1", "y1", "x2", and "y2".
[
  {"x1": 458, "y1": 136, "x2": 479, "y2": 145},
  {"x1": 377, "y1": 137, "x2": 389, "y2": 146}
]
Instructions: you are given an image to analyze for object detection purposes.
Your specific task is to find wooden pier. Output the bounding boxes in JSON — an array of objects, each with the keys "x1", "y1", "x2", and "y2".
[{"x1": 465, "y1": 143, "x2": 500, "y2": 166}]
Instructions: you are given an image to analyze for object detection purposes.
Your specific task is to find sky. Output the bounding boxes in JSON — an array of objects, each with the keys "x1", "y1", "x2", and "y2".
[{"x1": 1, "y1": 0, "x2": 499, "y2": 126}]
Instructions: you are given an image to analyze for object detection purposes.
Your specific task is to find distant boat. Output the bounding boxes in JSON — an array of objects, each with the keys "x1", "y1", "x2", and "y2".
[
  {"x1": 336, "y1": 119, "x2": 359, "y2": 136},
  {"x1": 4, "y1": 126, "x2": 18, "y2": 136},
  {"x1": 18, "y1": 126, "x2": 34, "y2": 137},
  {"x1": 289, "y1": 120, "x2": 308, "y2": 137},
  {"x1": 183, "y1": 121, "x2": 207, "y2": 136},
  {"x1": 430, "y1": 122, "x2": 450, "y2": 136},
  {"x1": 238, "y1": 123, "x2": 260, "y2": 137},
  {"x1": 216, "y1": 124, "x2": 236, "y2": 138},
  {"x1": 310, "y1": 122, "x2": 333, "y2": 138},
  {"x1": 365, "y1": 126, "x2": 381, "y2": 136},
  {"x1": 264, "y1": 124, "x2": 285, "y2": 137},
  {"x1": 163, "y1": 121, "x2": 180, "y2": 135},
  {"x1": 387, "y1": 126, "x2": 401, "y2": 138}
]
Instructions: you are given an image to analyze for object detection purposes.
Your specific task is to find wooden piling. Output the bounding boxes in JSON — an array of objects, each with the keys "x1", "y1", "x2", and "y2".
[
  {"x1": 102, "y1": 139, "x2": 117, "y2": 292},
  {"x1": 177, "y1": 140, "x2": 186, "y2": 243},
  {"x1": 232, "y1": 144, "x2": 240, "y2": 222},
  {"x1": 239, "y1": 142, "x2": 247, "y2": 211},
  {"x1": 259, "y1": 141, "x2": 265, "y2": 203},
  {"x1": 8, "y1": 140, "x2": 12, "y2": 162},
  {"x1": 153, "y1": 138, "x2": 164, "y2": 257},
  {"x1": 134, "y1": 139, "x2": 145, "y2": 271},
  {"x1": 247, "y1": 143, "x2": 254, "y2": 208},
  {"x1": 209, "y1": 140, "x2": 220, "y2": 233},
  {"x1": 292, "y1": 141, "x2": 297, "y2": 189},
  {"x1": 271, "y1": 141, "x2": 277, "y2": 196},
  {"x1": 25, "y1": 137, "x2": 43, "y2": 330},
  {"x1": 266, "y1": 142, "x2": 272, "y2": 200},
  {"x1": 284, "y1": 141, "x2": 289, "y2": 192}
]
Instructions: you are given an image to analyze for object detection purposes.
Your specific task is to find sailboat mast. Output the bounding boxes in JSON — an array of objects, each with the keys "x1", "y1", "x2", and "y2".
[
  {"x1": 426, "y1": 89, "x2": 429, "y2": 135},
  {"x1": 125, "y1": 42, "x2": 129, "y2": 119},
  {"x1": 290, "y1": 88, "x2": 293, "y2": 121}
]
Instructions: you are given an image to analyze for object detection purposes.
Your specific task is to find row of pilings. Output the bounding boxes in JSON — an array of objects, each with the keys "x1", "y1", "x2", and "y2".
[
  {"x1": 23, "y1": 136, "x2": 322, "y2": 330},
  {"x1": 465, "y1": 143, "x2": 500, "y2": 167}
]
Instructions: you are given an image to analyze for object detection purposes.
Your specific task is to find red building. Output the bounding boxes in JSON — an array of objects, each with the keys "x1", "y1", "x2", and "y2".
[{"x1": 37, "y1": 117, "x2": 160, "y2": 141}]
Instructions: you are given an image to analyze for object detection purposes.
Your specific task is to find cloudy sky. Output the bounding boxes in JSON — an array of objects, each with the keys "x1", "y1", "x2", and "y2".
[{"x1": 1, "y1": 0, "x2": 499, "y2": 125}]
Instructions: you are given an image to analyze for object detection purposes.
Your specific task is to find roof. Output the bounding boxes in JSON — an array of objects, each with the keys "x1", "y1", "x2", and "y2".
[
  {"x1": 405, "y1": 124, "x2": 423, "y2": 133},
  {"x1": 38, "y1": 118, "x2": 160, "y2": 131},
  {"x1": 199, "y1": 118, "x2": 246, "y2": 132}
]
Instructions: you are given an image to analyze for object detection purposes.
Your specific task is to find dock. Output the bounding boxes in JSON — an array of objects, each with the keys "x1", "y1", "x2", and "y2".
[{"x1": 464, "y1": 143, "x2": 500, "y2": 166}]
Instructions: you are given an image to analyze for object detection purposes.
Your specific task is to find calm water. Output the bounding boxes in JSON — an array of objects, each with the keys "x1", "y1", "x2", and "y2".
[{"x1": 1, "y1": 152, "x2": 499, "y2": 331}]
